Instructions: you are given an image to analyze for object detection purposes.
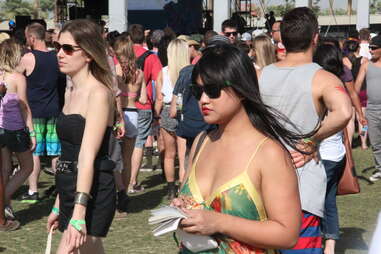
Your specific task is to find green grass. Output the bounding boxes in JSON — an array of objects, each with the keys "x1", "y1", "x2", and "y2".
[{"x1": 0, "y1": 146, "x2": 380, "y2": 254}]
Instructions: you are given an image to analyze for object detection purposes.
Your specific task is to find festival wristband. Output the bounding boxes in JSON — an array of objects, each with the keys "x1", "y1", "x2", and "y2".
[
  {"x1": 29, "y1": 130, "x2": 36, "y2": 137},
  {"x1": 113, "y1": 122, "x2": 123, "y2": 131},
  {"x1": 69, "y1": 219, "x2": 86, "y2": 232},
  {"x1": 303, "y1": 138, "x2": 318, "y2": 148},
  {"x1": 51, "y1": 207, "x2": 59, "y2": 215}
]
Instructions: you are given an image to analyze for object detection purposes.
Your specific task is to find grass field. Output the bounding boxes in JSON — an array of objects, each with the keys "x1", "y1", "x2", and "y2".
[{"x1": 0, "y1": 145, "x2": 380, "y2": 254}]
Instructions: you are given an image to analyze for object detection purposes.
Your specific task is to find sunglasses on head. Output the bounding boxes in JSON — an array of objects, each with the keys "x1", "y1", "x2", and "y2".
[
  {"x1": 191, "y1": 81, "x2": 232, "y2": 100},
  {"x1": 54, "y1": 41, "x2": 82, "y2": 55},
  {"x1": 224, "y1": 32, "x2": 238, "y2": 37}
]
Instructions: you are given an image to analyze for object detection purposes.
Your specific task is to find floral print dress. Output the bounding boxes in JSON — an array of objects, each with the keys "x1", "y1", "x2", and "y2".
[{"x1": 178, "y1": 137, "x2": 278, "y2": 254}]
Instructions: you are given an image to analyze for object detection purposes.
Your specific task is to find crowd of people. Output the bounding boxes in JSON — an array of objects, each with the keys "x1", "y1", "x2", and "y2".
[{"x1": 0, "y1": 6, "x2": 379, "y2": 254}]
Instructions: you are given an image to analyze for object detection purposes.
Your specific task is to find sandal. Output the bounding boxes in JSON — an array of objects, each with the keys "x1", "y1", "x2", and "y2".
[
  {"x1": 0, "y1": 219, "x2": 20, "y2": 232},
  {"x1": 128, "y1": 183, "x2": 145, "y2": 194}
]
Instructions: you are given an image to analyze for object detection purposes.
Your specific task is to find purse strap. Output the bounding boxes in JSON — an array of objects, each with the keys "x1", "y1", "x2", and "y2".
[{"x1": 45, "y1": 226, "x2": 54, "y2": 254}]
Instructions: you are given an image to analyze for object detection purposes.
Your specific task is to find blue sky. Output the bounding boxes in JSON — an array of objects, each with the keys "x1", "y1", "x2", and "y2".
[{"x1": 267, "y1": 0, "x2": 359, "y2": 9}]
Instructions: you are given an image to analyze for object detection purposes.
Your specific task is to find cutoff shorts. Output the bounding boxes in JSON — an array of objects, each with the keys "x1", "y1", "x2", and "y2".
[
  {"x1": 33, "y1": 117, "x2": 61, "y2": 156},
  {"x1": 123, "y1": 108, "x2": 139, "y2": 139},
  {"x1": 160, "y1": 105, "x2": 178, "y2": 133},
  {"x1": 134, "y1": 109, "x2": 152, "y2": 148},
  {"x1": 0, "y1": 128, "x2": 31, "y2": 153}
]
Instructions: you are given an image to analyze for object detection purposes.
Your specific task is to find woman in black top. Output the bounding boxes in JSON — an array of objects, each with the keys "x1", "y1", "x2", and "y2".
[{"x1": 46, "y1": 19, "x2": 116, "y2": 253}]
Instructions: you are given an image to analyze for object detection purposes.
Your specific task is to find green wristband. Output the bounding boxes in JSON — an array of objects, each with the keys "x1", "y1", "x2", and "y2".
[
  {"x1": 29, "y1": 130, "x2": 36, "y2": 137},
  {"x1": 51, "y1": 207, "x2": 59, "y2": 215},
  {"x1": 69, "y1": 219, "x2": 86, "y2": 232}
]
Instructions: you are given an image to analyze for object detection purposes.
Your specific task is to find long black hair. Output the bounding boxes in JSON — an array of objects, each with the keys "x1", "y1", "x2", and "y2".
[
  {"x1": 313, "y1": 44, "x2": 343, "y2": 79},
  {"x1": 192, "y1": 43, "x2": 316, "y2": 153}
]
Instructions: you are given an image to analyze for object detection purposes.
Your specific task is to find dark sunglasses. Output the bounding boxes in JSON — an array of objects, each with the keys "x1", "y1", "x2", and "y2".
[
  {"x1": 191, "y1": 81, "x2": 232, "y2": 100},
  {"x1": 369, "y1": 45, "x2": 381, "y2": 50},
  {"x1": 224, "y1": 32, "x2": 238, "y2": 37},
  {"x1": 54, "y1": 41, "x2": 82, "y2": 55}
]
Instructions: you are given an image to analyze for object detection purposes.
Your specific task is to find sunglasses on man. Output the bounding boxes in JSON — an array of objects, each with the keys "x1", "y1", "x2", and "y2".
[
  {"x1": 369, "y1": 45, "x2": 381, "y2": 51},
  {"x1": 224, "y1": 32, "x2": 238, "y2": 37},
  {"x1": 53, "y1": 41, "x2": 82, "y2": 55}
]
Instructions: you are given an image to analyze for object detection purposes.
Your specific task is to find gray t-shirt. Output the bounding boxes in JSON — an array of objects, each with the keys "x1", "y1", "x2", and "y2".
[{"x1": 259, "y1": 63, "x2": 326, "y2": 218}]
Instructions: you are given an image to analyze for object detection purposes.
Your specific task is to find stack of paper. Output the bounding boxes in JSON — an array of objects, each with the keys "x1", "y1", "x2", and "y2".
[
  {"x1": 149, "y1": 206, "x2": 187, "y2": 237},
  {"x1": 149, "y1": 206, "x2": 218, "y2": 252}
]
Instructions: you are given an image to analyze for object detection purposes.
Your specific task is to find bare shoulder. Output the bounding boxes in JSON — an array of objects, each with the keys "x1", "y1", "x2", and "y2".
[
  {"x1": 21, "y1": 52, "x2": 34, "y2": 63},
  {"x1": 9, "y1": 72, "x2": 26, "y2": 82},
  {"x1": 88, "y1": 82, "x2": 113, "y2": 103},
  {"x1": 255, "y1": 138, "x2": 293, "y2": 173},
  {"x1": 313, "y1": 69, "x2": 342, "y2": 88}
]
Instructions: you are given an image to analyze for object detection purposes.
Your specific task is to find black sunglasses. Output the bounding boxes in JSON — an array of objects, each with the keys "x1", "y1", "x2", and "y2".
[
  {"x1": 191, "y1": 82, "x2": 231, "y2": 100},
  {"x1": 224, "y1": 32, "x2": 238, "y2": 37},
  {"x1": 54, "y1": 41, "x2": 82, "y2": 55},
  {"x1": 370, "y1": 45, "x2": 381, "y2": 50}
]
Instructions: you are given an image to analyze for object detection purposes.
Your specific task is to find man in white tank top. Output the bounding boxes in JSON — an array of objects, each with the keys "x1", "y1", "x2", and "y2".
[{"x1": 259, "y1": 7, "x2": 352, "y2": 254}]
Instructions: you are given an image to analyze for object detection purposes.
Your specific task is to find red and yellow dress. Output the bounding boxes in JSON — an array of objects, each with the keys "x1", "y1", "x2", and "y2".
[{"x1": 178, "y1": 137, "x2": 278, "y2": 254}]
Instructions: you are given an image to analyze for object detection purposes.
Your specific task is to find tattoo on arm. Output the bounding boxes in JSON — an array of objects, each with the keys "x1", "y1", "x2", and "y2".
[{"x1": 335, "y1": 86, "x2": 347, "y2": 94}]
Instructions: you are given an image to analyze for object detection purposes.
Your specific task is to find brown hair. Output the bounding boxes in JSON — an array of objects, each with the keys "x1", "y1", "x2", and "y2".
[
  {"x1": 359, "y1": 28, "x2": 370, "y2": 41},
  {"x1": 26, "y1": 22, "x2": 46, "y2": 41},
  {"x1": 113, "y1": 34, "x2": 138, "y2": 84},
  {"x1": 128, "y1": 24, "x2": 144, "y2": 44},
  {"x1": 0, "y1": 39, "x2": 22, "y2": 72},
  {"x1": 59, "y1": 19, "x2": 113, "y2": 90}
]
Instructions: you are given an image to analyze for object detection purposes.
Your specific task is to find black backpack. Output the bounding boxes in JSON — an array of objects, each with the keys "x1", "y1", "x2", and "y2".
[{"x1": 136, "y1": 51, "x2": 154, "y2": 70}]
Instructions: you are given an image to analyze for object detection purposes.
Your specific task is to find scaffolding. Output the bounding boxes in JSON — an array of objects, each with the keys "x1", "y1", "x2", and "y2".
[
  {"x1": 55, "y1": 0, "x2": 85, "y2": 23},
  {"x1": 202, "y1": 0, "x2": 263, "y2": 30}
]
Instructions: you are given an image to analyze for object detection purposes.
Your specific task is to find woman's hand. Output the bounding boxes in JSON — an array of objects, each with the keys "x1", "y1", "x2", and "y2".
[
  {"x1": 66, "y1": 217, "x2": 87, "y2": 252},
  {"x1": 180, "y1": 209, "x2": 221, "y2": 236},
  {"x1": 46, "y1": 212, "x2": 59, "y2": 232},
  {"x1": 30, "y1": 136, "x2": 36, "y2": 152}
]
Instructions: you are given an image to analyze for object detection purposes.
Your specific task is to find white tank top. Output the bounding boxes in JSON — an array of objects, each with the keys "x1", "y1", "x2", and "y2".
[{"x1": 161, "y1": 66, "x2": 174, "y2": 104}]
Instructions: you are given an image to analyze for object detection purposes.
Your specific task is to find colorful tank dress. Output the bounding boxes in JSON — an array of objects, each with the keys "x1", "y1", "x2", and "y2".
[{"x1": 178, "y1": 136, "x2": 278, "y2": 254}]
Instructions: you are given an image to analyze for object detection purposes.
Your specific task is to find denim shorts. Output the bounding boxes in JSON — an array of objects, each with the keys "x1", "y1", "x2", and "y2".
[
  {"x1": 0, "y1": 128, "x2": 31, "y2": 153},
  {"x1": 134, "y1": 109, "x2": 152, "y2": 148},
  {"x1": 160, "y1": 106, "x2": 178, "y2": 133}
]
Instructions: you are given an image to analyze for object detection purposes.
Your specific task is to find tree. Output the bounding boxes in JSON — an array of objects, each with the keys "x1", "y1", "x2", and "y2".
[
  {"x1": 0, "y1": 0, "x2": 55, "y2": 20},
  {"x1": 0, "y1": 0, "x2": 34, "y2": 20}
]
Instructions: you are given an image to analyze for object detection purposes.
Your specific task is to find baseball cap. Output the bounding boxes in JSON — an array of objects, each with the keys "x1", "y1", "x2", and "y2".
[
  {"x1": 241, "y1": 32, "x2": 252, "y2": 41},
  {"x1": 205, "y1": 35, "x2": 230, "y2": 46},
  {"x1": 370, "y1": 35, "x2": 381, "y2": 49}
]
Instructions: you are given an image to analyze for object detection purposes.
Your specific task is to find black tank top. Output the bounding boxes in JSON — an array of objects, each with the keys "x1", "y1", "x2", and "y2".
[
  {"x1": 351, "y1": 56, "x2": 367, "y2": 91},
  {"x1": 56, "y1": 113, "x2": 111, "y2": 161},
  {"x1": 26, "y1": 50, "x2": 60, "y2": 118}
]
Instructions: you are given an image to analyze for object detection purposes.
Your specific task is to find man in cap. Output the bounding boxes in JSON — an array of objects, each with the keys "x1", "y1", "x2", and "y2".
[{"x1": 355, "y1": 35, "x2": 381, "y2": 182}]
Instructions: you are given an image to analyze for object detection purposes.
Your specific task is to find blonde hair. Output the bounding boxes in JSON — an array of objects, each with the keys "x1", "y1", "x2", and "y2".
[
  {"x1": 167, "y1": 39, "x2": 189, "y2": 85},
  {"x1": 59, "y1": 19, "x2": 113, "y2": 90},
  {"x1": 0, "y1": 33, "x2": 10, "y2": 43},
  {"x1": 253, "y1": 35, "x2": 276, "y2": 69},
  {"x1": 113, "y1": 34, "x2": 137, "y2": 84},
  {"x1": 0, "y1": 39, "x2": 22, "y2": 73}
]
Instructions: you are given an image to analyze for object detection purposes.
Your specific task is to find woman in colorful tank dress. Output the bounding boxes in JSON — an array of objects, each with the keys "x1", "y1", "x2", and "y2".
[
  {"x1": 172, "y1": 43, "x2": 308, "y2": 253},
  {"x1": 0, "y1": 39, "x2": 36, "y2": 220}
]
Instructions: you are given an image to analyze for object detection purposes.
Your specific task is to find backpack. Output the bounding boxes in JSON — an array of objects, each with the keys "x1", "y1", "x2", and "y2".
[{"x1": 136, "y1": 51, "x2": 154, "y2": 70}]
